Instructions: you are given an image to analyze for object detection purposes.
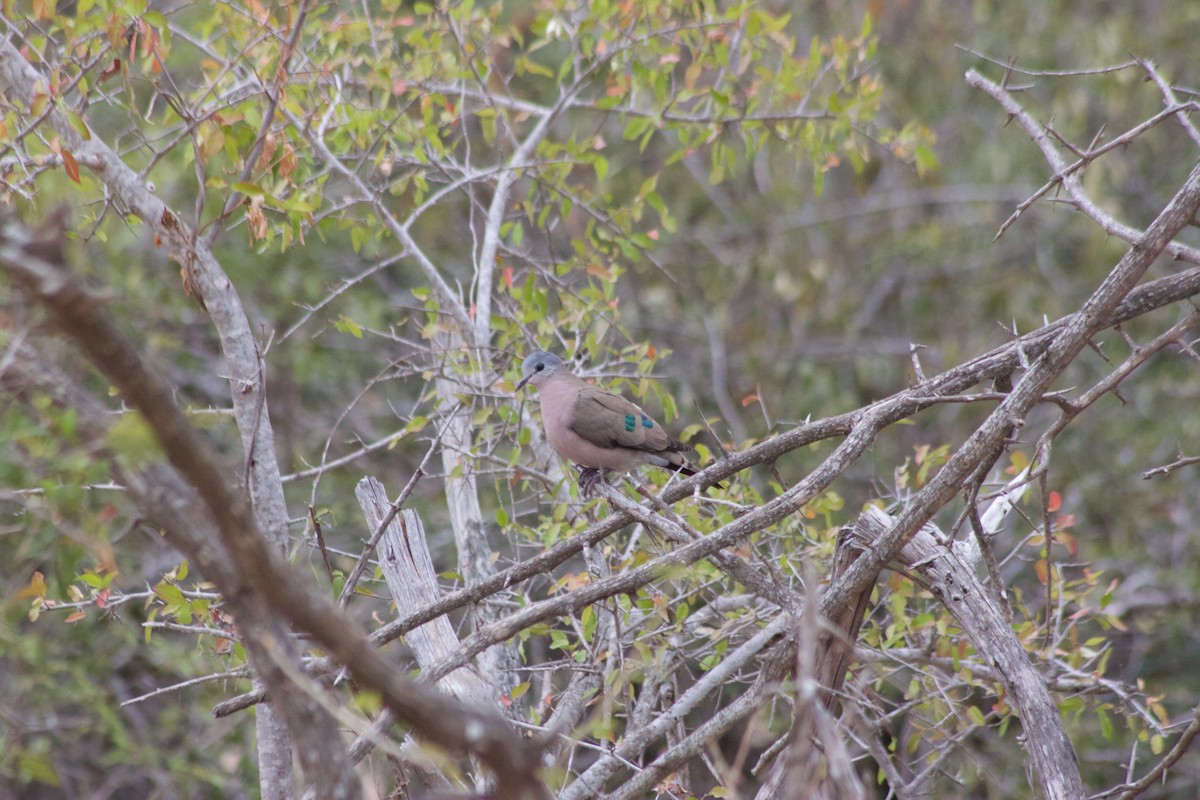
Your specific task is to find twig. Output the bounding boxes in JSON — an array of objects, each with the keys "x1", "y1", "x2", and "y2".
[
  {"x1": 1143, "y1": 453, "x2": 1200, "y2": 480},
  {"x1": 1106, "y1": 703, "x2": 1200, "y2": 800},
  {"x1": 120, "y1": 668, "x2": 251, "y2": 707}
]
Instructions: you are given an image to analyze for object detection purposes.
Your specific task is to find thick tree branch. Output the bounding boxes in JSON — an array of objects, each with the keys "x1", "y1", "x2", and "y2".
[
  {"x1": 820, "y1": 152, "x2": 1200, "y2": 627},
  {"x1": 0, "y1": 340, "x2": 360, "y2": 800},
  {"x1": 0, "y1": 38, "x2": 291, "y2": 547},
  {"x1": 216, "y1": 255, "x2": 1200, "y2": 718},
  {"x1": 0, "y1": 211, "x2": 550, "y2": 800},
  {"x1": 851, "y1": 506, "x2": 1084, "y2": 800}
]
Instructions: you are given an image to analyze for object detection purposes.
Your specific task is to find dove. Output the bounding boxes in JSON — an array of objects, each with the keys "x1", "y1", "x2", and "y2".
[{"x1": 515, "y1": 351, "x2": 704, "y2": 493}]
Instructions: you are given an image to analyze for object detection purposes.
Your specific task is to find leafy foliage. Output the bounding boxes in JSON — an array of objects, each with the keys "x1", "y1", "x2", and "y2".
[{"x1": 3, "y1": 0, "x2": 1200, "y2": 798}]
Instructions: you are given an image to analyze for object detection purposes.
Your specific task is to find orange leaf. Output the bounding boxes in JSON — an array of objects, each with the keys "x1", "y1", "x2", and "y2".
[
  {"x1": 740, "y1": 392, "x2": 759, "y2": 408},
  {"x1": 139, "y1": 19, "x2": 153, "y2": 58},
  {"x1": 586, "y1": 262, "x2": 615, "y2": 281},
  {"x1": 1034, "y1": 558, "x2": 1048, "y2": 585},
  {"x1": 502, "y1": 266, "x2": 513, "y2": 290},
  {"x1": 246, "y1": 195, "x2": 267, "y2": 240},
  {"x1": 1047, "y1": 491, "x2": 1062, "y2": 513},
  {"x1": 65, "y1": 610, "x2": 87, "y2": 623},
  {"x1": 280, "y1": 142, "x2": 297, "y2": 181},
  {"x1": 61, "y1": 148, "x2": 81, "y2": 183}
]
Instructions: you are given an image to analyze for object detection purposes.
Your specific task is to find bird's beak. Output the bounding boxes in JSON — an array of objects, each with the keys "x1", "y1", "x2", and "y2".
[{"x1": 515, "y1": 374, "x2": 531, "y2": 391}]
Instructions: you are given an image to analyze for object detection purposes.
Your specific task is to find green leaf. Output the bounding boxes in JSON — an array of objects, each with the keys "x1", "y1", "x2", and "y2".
[
  {"x1": 105, "y1": 412, "x2": 163, "y2": 467},
  {"x1": 1097, "y1": 707, "x2": 1113, "y2": 740},
  {"x1": 915, "y1": 144, "x2": 939, "y2": 176},
  {"x1": 18, "y1": 750, "x2": 61, "y2": 787},
  {"x1": 67, "y1": 110, "x2": 91, "y2": 141},
  {"x1": 333, "y1": 314, "x2": 364, "y2": 338},
  {"x1": 231, "y1": 181, "x2": 265, "y2": 196},
  {"x1": 155, "y1": 581, "x2": 185, "y2": 606}
]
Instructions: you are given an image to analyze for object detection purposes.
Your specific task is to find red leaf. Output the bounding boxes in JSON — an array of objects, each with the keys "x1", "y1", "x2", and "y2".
[
  {"x1": 502, "y1": 266, "x2": 513, "y2": 289},
  {"x1": 65, "y1": 610, "x2": 87, "y2": 623},
  {"x1": 740, "y1": 391, "x2": 759, "y2": 407},
  {"x1": 1047, "y1": 491, "x2": 1062, "y2": 513}
]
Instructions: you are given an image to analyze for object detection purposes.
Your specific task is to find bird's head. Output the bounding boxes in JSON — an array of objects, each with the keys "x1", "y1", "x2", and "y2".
[{"x1": 515, "y1": 351, "x2": 566, "y2": 391}]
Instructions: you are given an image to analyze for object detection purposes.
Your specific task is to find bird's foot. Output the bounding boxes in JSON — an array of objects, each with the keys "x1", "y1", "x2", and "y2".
[{"x1": 577, "y1": 467, "x2": 607, "y2": 496}]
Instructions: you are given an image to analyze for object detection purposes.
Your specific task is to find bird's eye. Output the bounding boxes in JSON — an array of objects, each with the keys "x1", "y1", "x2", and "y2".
[{"x1": 535, "y1": 363, "x2": 545, "y2": 371}]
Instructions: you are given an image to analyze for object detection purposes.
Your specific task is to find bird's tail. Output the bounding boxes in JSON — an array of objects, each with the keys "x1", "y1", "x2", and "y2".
[{"x1": 659, "y1": 452, "x2": 723, "y2": 489}]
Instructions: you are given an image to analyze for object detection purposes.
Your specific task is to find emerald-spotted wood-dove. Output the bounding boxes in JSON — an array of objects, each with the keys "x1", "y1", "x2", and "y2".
[{"x1": 515, "y1": 351, "x2": 700, "y2": 492}]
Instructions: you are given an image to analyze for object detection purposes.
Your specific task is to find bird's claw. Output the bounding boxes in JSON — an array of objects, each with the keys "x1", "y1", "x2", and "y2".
[{"x1": 577, "y1": 467, "x2": 606, "y2": 496}]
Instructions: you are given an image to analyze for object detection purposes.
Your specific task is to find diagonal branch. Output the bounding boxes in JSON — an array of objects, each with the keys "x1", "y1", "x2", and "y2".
[
  {"x1": 214, "y1": 257, "x2": 1200, "y2": 717},
  {"x1": 967, "y1": 68, "x2": 1200, "y2": 263},
  {"x1": 0, "y1": 210, "x2": 550, "y2": 800},
  {"x1": 0, "y1": 37, "x2": 292, "y2": 547}
]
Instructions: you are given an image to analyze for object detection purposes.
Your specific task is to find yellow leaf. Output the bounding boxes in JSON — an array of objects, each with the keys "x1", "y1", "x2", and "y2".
[{"x1": 16, "y1": 570, "x2": 47, "y2": 601}]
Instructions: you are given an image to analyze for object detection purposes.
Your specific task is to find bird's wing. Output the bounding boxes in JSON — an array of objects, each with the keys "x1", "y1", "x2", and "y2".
[{"x1": 568, "y1": 385, "x2": 684, "y2": 453}]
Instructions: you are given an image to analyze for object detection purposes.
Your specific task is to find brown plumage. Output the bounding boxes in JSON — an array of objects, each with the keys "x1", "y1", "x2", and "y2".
[{"x1": 515, "y1": 351, "x2": 701, "y2": 492}]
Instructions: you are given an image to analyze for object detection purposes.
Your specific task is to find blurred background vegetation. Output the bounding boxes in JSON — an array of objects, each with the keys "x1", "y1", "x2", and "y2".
[{"x1": 3, "y1": 0, "x2": 1200, "y2": 797}]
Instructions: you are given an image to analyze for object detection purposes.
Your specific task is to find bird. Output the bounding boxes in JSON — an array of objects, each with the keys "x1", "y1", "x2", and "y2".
[{"x1": 515, "y1": 351, "x2": 705, "y2": 493}]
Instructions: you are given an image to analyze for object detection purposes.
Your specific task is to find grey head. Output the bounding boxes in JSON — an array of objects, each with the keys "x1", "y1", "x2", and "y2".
[{"x1": 515, "y1": 351, "x2": 567, "y2": 391}]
